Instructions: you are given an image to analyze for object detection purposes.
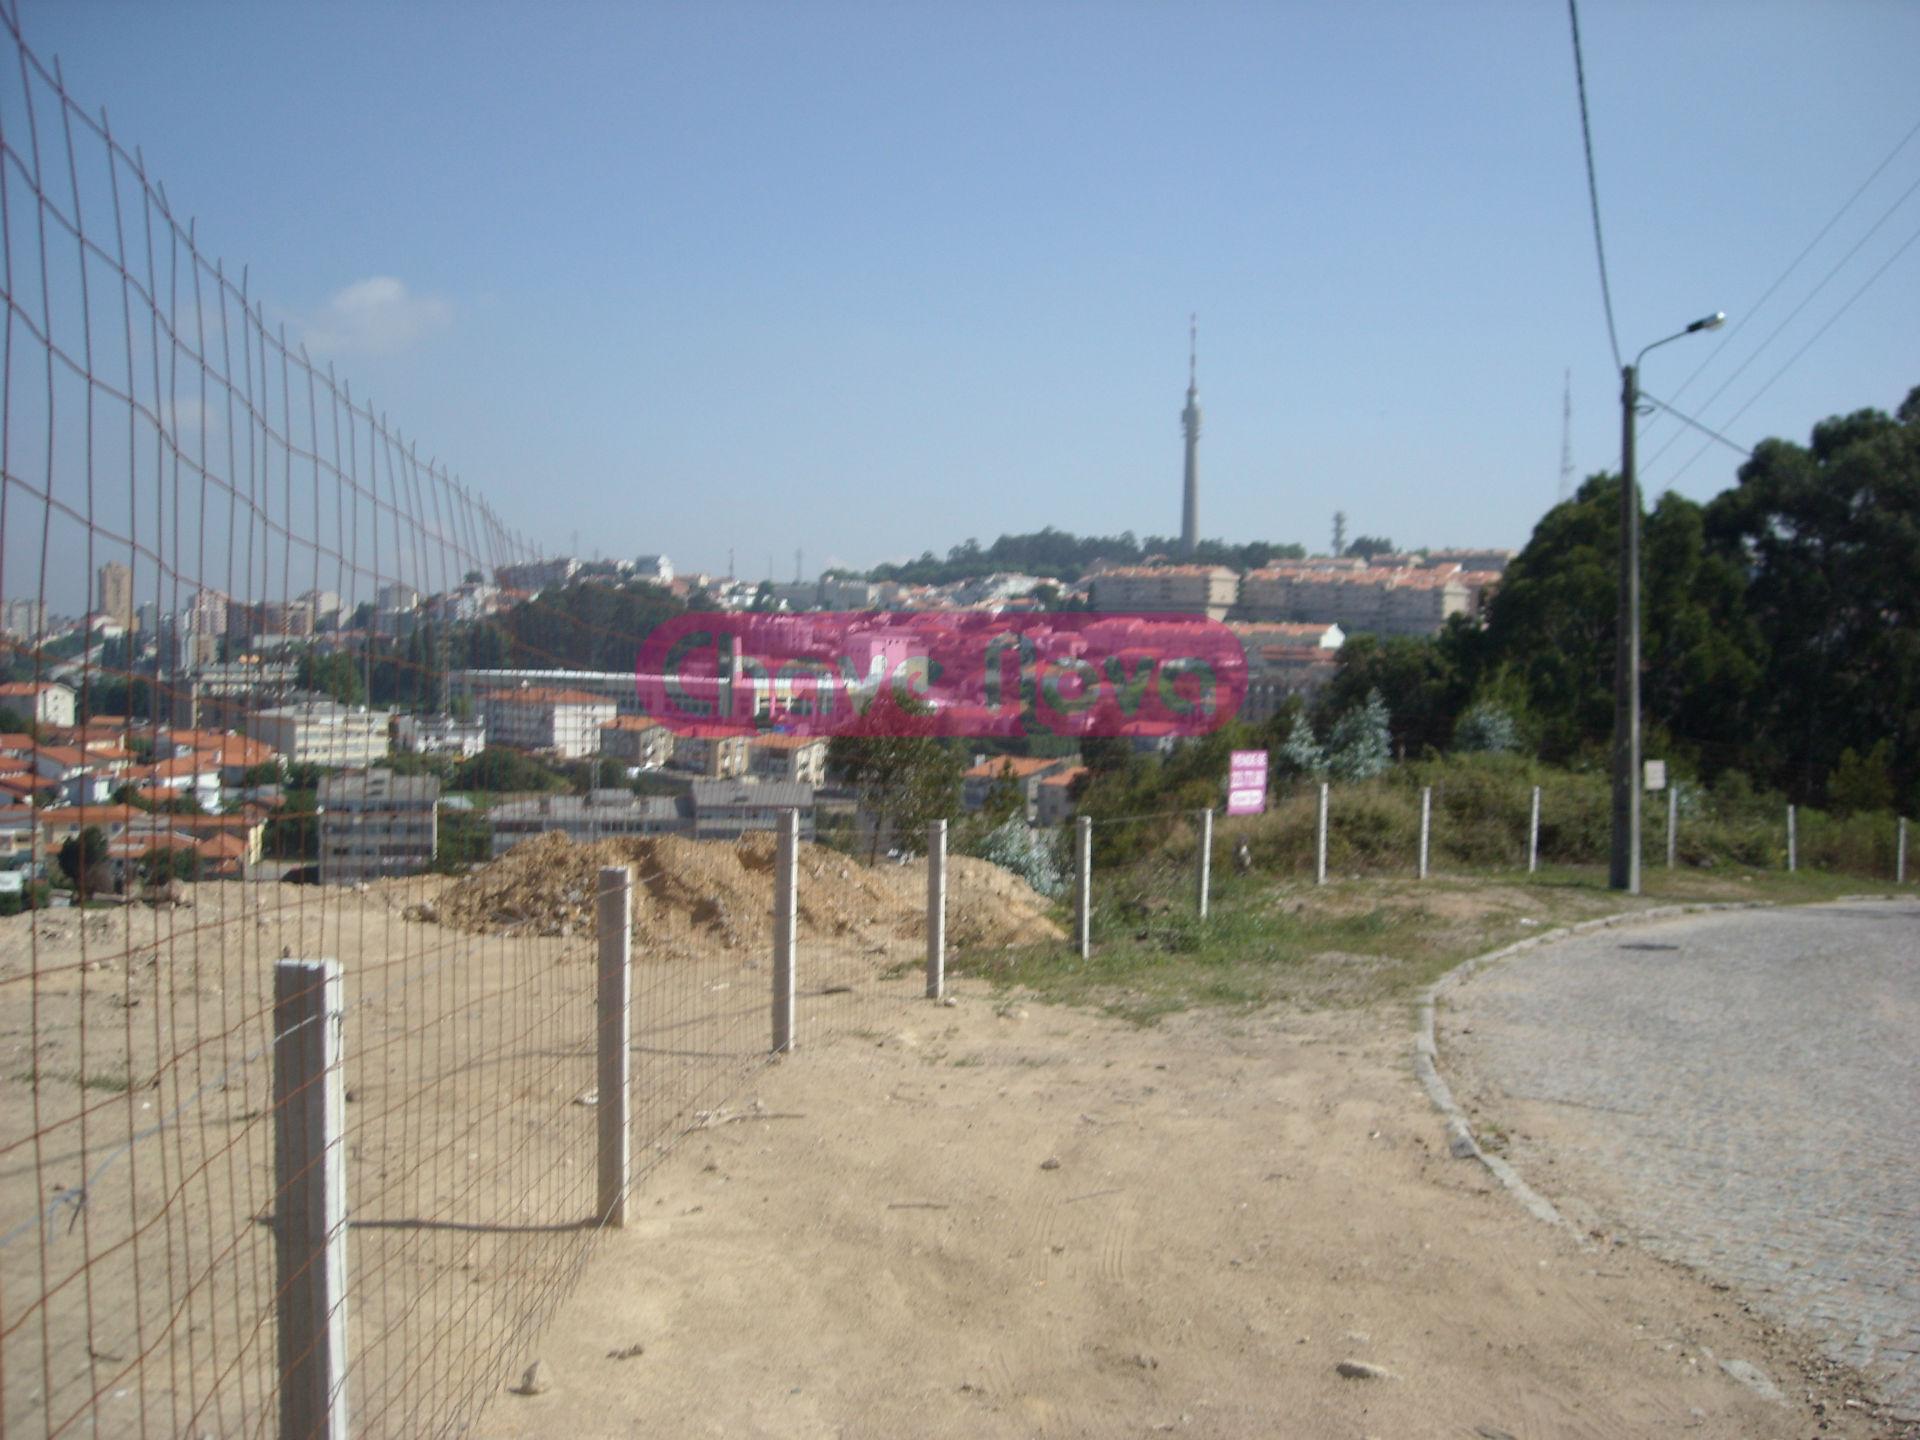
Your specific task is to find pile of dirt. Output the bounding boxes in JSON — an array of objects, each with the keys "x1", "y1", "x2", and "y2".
[{"x1": 434, "y1": 832, "x2": 1062, "y2": 954}]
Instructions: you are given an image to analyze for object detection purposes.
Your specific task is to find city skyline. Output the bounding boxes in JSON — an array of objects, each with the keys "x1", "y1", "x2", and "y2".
[{"x1": 6, "y1": 1, "x2": 1918, "y2": 604}]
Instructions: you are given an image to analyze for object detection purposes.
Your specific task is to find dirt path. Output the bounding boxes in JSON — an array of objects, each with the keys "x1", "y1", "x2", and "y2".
[{"x1": 475, "y1": 986, "x2": 1887, "y2": 1440}]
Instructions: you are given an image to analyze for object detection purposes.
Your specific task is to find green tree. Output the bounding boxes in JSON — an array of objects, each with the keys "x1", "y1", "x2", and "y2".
[
  {"x1": 139, "y1": 846, "x2": 201, "y2": 885},
  {"x1": 1827, "y1": 741, "x2": 1895, "y2": 816},
  {"x1": 1453, "y1": 701, "x2": 1519, "y2": 754},
  {"x1": 828, "y1": 700, "x2": 963, "y2": 860},
  {"x1": 1703, "y1": 388, "x2": 1920, "y2": 806},
  {"x1": 453, "y1": 747, "x2": 567, "y2": 793},
  {"x1": 298, "y1": 649, "x2": 367, "y2": 707},
  {"x1": 1327, "y1": 689, "x2": 1392, "y2": 782},
  {"x1": 1273, "y1": 710, "x2": 1326, "y2": 781},
  {"x1": 57, "y1": 826, "x2": 111, "y2": 899}
]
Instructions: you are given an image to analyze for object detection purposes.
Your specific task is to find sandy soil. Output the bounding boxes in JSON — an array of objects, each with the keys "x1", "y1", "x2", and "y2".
[{"x1": 474, "y1": 986, "x2": 1891, "y2": 1440}]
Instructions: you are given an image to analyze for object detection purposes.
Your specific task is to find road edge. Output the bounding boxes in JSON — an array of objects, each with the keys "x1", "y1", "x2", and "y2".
[{"x1": 1412, "y1": 900, "x2": 1773, "y2": 1239}]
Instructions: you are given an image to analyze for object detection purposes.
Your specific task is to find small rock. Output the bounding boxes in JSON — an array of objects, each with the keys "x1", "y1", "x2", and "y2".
[
  {"x1": 940, "y1": 996, "x2": 958, "y2": 1007},
  {"x1": 1474, "y1": 1428, "x2": 1518, "y2": 1440},
  {"x1": 1335, "y1": 1360, "x2": 1394, "y2": 1381},
  {"x1": 606, "y1": 1343, "x2": 644, "y2": 1361},
  {"x1": 1718, "y1": 1358, "x2": 1783, "y2": 1404},
  {"x1": 1133, "y1": 1352, "x2": 1158, "y2": 1369},
  {"x1": 512, "y1": 1361, "x2": 550, "y2": 1395},
  {"x1": 1039, "y1": 1157, "x2": 1061, "y2": 1171}
]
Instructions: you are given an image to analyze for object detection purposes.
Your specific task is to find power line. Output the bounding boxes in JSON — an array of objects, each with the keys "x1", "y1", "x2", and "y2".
[
  {"x1": 1646, "y1": 114, "x2": 1920, "y2": 436},
  {"x1": 1637, "y1": 392, "x2": 1752, "y2": 461},
  {"x1": 1664, "y1": 215, "x2": 1920, "y2": 485},
  {"x1": 1642, "y1": 164, "x2": 1920, "y2": 474},
  {"x1": 1566, "y1": 0, "x2": 1622, "y2": 371}
]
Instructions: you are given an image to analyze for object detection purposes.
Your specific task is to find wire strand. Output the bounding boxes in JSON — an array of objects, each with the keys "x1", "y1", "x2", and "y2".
[{"x1": 1567, "y1": 0, "x2": 1622, "y2": 371}]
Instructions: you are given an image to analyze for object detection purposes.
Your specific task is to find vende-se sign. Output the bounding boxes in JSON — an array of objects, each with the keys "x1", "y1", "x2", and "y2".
[{"x1": 1227, "y1": 749, "x2": 1268, "y2": 816}]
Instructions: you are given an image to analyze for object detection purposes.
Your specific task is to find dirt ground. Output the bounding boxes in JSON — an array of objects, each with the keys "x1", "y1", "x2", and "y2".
[{"x1": 474, "y1": 983, "x2": 1893, "y2": 1440}]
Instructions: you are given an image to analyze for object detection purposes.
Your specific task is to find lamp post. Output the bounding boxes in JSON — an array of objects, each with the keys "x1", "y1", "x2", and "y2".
[{"x1": 1611, "y1": 311, "x2": 1725, "y2": 893}]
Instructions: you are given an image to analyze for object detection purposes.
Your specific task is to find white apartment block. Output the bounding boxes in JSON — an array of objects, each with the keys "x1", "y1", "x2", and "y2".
[
  {"x1": 480, "y1": 686, "x2": 618, "y2": 759},
  {"x1": 0, "y1": 681, "x2": 76, "y2": 728},
  {"x1": 394, "y1": 712, "x2": 488, "y2": 758},
  {"x1": 1239, "y1": 566, "x2": 1471, "y2": 637},
  {"x1": 318, "y1": 769, "x2": 439, "y2": 884},
  {"x1": 246, "y1": 700, "x2": 393, "y2": 769},
  {"x1": 488, "y1": 791, "x2": 686, "y2": 856},
  {"x1": 1089, "y1": 565, "x2": 1239, "y2": 621},
  {"x1": 746, "y1": 735, "x2": 828, "y2": 785},
  {"x1": 599, "y1": 715, "x2": 676, "y2": 768},
  {"x1": 670, "y1": 728, "x2": 751, "y2": 778}
]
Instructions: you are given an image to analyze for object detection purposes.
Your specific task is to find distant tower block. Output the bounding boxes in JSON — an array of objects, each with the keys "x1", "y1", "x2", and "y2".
[
  {"x1": 1180, "y1": 315, "x2": 1202, "y2": 558},
  {"x1": 1332, "y1": 511, "x2": 1348, "y2": 558}
]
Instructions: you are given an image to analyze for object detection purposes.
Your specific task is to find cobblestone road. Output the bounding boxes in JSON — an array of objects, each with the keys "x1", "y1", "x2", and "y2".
[{"x1": 1441, "y1": 899, "x2": 1920, "y2": 1421}]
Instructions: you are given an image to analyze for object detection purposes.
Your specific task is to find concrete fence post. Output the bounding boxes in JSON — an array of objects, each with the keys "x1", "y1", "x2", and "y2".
[
  {"x1": 1787, "y1": 804, "x2": 1797, "y2": 873},
  {"x1": 1315, "y1": 783, "x2": 1329, "y2": 887},
  {"x1": 1666, "y1": 784, "x2": 1679, "y2": 871},
  {"x1": 926, "y1": 819, "x2": 947, "y2": 999},
  {"x1": 596, "y1": 865, "x2": 632, "y2": 1226},
  {"x1": 1899, "y1": 816, "x2": 1908, "y2": 885},
  {"x1": 1195, "y1": 808, "x2": 1213, "y2": 921},
  {"x1": 772, "y1": 809, "x2": 798, "y2": 1052},
  {"x1": 1418, "y1": 786, "x2": 1431, "y2": 881},
  {"x1": 273, "y1": 958, "x2": 349, "y2": 1440},
  {"x1": 1527, "y1": 786, "x2": 1541, "y2": 874},
  {"x1": 1075, "y1": 815, "x2": 1092, "y2": 959}
]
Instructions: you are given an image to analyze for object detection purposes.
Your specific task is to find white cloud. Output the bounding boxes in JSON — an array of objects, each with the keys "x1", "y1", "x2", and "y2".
[{"x1": 301, "y1": 276, "x2": 452, "y2": 357}]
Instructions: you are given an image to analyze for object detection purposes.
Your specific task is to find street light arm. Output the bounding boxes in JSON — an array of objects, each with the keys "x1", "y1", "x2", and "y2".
[{"x1": 1633, "y1": 311, "x2": 1726, "y2": 369}]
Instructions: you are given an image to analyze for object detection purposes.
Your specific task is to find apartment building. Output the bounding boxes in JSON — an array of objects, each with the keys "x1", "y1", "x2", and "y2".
[
  {"x1": 0, "y1": 681, "x2": 76, "y2": 728},
  {"x1": 690, "y1": 779, "x2": 815, "y2": 841},
  {"x1": 247, "y1": 700, "x2": 393, "y2": 769},
  {"x1": 598, "y1": 715, "x2": 676, "y2": 769},
  {"x1": 393, "y1": 713, "x2": 488, "y2": 758},
  {"x1": 479, "y1": 686, "x2": 617, "y2": 759},
  {"x1": 1239, "y1": 566, "x2": 1470, "y2": 637},
  {"x1": 746, "y1": 734, "x2": 829, "y2": 785},
  {"x1": 317, "y1": 769, "x2": 439, "y2": 884},
  {"x1": 1089, "y1": 565, "x2": 1239, "y2": 621},
  {"x1": 487, "y1": 790, "x2": 686, "y2": 856},
  {"x1": 671, "y1": 726, "x2": 751, "y2": 779}
]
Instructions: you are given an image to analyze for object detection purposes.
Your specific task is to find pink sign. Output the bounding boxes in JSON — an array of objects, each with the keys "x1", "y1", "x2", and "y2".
[{"x1": 1227, "y1": 749, "x2": 1268, "y2": 815}]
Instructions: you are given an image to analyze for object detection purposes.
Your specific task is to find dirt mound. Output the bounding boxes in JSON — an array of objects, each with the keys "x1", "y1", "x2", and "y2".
[{"x1": 435, "y1": 832, "x2": 1061, "y2": 954}]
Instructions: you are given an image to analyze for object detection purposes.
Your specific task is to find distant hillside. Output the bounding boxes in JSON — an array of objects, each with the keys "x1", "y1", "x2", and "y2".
[{"x1": 848, "y1": 529, "x2": 1307, "y2": 586}]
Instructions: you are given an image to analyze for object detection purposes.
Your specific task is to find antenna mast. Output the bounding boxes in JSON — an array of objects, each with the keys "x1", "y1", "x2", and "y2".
[{"x1": 1558, "y1": 369, "x2": 1575, "y2": 503}]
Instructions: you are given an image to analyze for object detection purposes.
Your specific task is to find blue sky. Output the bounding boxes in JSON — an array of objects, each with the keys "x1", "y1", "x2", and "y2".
[{"x1": 13, "y1": 0, "x2": 1920, "y2": 586}]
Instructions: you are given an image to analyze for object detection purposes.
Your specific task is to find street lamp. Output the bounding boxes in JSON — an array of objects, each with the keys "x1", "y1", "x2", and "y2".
[{"x1": 1611, "y1": 311, "x2": 1725, "y2": 893}]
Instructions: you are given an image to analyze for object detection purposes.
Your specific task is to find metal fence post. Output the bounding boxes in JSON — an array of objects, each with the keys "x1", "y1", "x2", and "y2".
[
  {"x1": 926, "y1": 819, "x2": 947, "y2": 999},
  {"x1": 1899, "y1": 816, "x2": 1909, "y2": 884},
  {"x1": 1315, "y1": 783, "x2": 1329, "y2": 887},
  {"x1": 1075, "y1": 815, "x2": 1092, "y2": 959},
  {"x1": 1195, "y1": 808, "x2": 1213, "y2": 920},
  {"x1": 1418, "y1": 786, "x2": 1431, "y2": 880},
  {"x1": 1787, "y1": 804, "x2": 1797, "y2": 873},
  {"x1": 1666, "y1": 784, "x2": 1679, "y2": 871},
  {"x1": 772, "y1": 809, "x2": 798, "y2": 1052},
  {"x1": 273, "y1": 959, "x2": 349, "y2": 1440},
  {"x1": 596, "y1": 865, "x2": 632, "y2": 1226},
  {"x1": 1528, "y1": 785, "x2": 1541, "y2": 874}
]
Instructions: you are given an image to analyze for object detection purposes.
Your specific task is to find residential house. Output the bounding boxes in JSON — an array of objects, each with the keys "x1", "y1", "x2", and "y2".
[
  {"x1": 1034, "y1": 766, "x2": 1089, "y2": 827},
  {"x1": 961, "y1": 755, "x2": 1078, "y2": 821},
  {"x1": 393, "y1": 713, "x2": 488, "y2": 758}
]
